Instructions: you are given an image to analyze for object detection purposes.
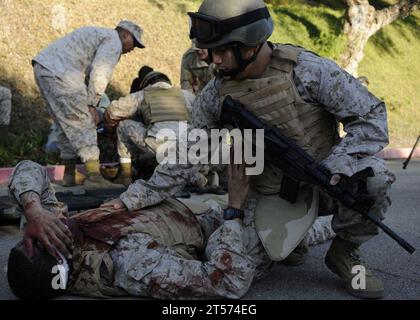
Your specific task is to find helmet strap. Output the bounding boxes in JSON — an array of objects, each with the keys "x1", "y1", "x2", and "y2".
[{"x1": 214, "y1": 43, "x2": 263, "y2": 80}]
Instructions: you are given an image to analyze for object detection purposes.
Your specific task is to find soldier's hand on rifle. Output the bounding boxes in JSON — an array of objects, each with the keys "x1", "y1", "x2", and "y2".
[
  {"x1": 330, "y1": 174, "x2": 341, "y2": 186},
  {"x1": 23, "y1": 205, "x2": 74, "y2": 263}
]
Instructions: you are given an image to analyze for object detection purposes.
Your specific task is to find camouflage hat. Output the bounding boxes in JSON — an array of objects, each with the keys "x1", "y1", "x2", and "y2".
[{"x1": 117, "y1": 20, "x2": 145, "y2": 48}]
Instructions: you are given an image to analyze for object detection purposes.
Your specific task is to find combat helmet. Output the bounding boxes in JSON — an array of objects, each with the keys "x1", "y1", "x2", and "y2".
[
  {"x1": 188, "y1": 0, "x2": 273, "y2": 79},
  {"x1": 188, "y1": 0, "x2": 273, "y2": 49}
]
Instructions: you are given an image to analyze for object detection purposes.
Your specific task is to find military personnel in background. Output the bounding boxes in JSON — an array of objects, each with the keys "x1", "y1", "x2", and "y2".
[
  {"x1": 7, "y1": 160, "x2": 333, "y2": 299},
  {"x1": 103, "y1": 66, "x2": 199, "y2": 187},
  {"x1": 180, "y1": 40, "x2": 215, "y2": 94},
  {"x1": 32, "y1": 20, "x2": 145, "y2": 189},
  {"x1": 104, "y1": 0, "x2": 395, "y2": 299},
  {"x1": 0, "y1": 85, "x2": 12, "y2": 126}
]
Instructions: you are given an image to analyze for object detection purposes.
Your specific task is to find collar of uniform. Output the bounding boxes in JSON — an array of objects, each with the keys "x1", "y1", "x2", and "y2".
[{"x1": 148, "y1": 82, "x2": 172, "y2": 90}]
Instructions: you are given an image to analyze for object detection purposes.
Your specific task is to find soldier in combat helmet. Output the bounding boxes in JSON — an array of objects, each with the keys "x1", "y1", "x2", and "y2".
[{"x1": 103, "y1": 0, "x2": 396, "y2": 299}]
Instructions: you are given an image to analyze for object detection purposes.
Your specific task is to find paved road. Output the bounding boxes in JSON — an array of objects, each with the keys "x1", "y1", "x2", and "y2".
[{"x1": 1, "y1": 160, "x2": 419, "y2": 300}]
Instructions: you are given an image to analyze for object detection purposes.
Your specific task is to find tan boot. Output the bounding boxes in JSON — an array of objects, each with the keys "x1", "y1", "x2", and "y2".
[
  {"x1": 61, "y1": 159, "x2": 86, "y2": 186},
  {"x1": 280, "y1": 240, "x2": 308, "y2": 266},
  {"x1": 112, "y1": 163, "x2": 133, "y2": 187},
  {"x1": 83, "y1": 160, "x2": 125, "y2": 190},
  {"x1": 61, "y1": 159, "x2": 77, "y2": 187},
  {"x1": 325, "y1": 237, "x2": 384, "y2": 299}
]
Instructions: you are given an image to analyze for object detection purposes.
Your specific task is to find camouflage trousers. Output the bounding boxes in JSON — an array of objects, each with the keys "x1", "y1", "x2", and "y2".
[
  {"x1": 321, "y1": 156, "x2": 396, "y2": 245},
  {"x1": 109, "y1": 221, "x2": 256, "y2": 299},
  {"x1": 0, "y1": 85, "x2": 12, "y2": 126},
  {"x1": 33, "y1": 63, "x2": 99, "y2": 162},
  {"x1": 109, "y1": 197, "x2": 335, "y2": 299}
]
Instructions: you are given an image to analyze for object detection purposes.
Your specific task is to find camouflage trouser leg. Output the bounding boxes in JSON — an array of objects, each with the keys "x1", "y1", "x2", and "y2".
[
  {"x1": 240, "y1": 193, "x2": 275, "y2": 279},
  {"x1": 109, "y1": 220, "x2": 257, "y2": 299},
  {"x1": 117, "y1": 119, "x2": 151, "y2": 161},
  {"x1": 8, "y1": 161, "x2": 64, "y2": 227},
  {"x1": 0, "y1": 86, "x2": 12, "y2": 126},
  {"x1": 303, "y1": 215, "x2": 336, "y2": 246},
  {"x1": 33, "y1": 63, "x2": 99, "y2": 162},
  {"x1": 331, "y1": 156, "x2": 396, "y2": 245}
]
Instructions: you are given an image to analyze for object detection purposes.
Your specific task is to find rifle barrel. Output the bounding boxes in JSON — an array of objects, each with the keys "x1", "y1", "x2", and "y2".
[
  {"x1": 366, "y1": 213, "x2": 416, "y2": 254},
  {"x1": 403, "y1": 135, "x2": 420, "y2": 170}
]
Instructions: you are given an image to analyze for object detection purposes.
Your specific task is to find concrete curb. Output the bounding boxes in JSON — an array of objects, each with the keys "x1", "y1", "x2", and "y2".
[
  {"x1": 376, "y1": 148, "x2": 420, "y2": 160},
  {"x1": 0, "y1": 148, "x2": 418, "y2": 185}
]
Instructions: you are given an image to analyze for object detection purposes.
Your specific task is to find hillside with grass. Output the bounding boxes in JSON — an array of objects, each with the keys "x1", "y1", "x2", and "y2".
[{"x1": 0, "y1": 0, "x2": 419, "y2": 166}]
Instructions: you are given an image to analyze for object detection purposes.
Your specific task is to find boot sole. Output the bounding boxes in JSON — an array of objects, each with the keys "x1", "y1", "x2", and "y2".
[
  {"x1": 344, "y1": 283, "x2": 384, "y2": 300},
  {"x1": 325, "y1": 255, "x2": 384, "y2": 300}
]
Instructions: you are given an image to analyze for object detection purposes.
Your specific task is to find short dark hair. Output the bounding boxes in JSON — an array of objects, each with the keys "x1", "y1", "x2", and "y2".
[
  {"x1": 132, "y1": 65, "x2": 171, "y2": 92},
  {"x1": 7, "y1": 241, "x2": 64, "y2": 300},
  {"x1": 130, "y1": 66, "x2": 154, "y2": 93}
]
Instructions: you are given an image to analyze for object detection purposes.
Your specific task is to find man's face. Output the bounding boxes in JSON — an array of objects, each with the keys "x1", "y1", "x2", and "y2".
[
  {"x1": 121, "y1": 31, "x2": 135, "y2": 54},
  {"x1": 210, "y1": 44, "x2": 255, "y2": 80},
  {"x1": 196, "y1": 48, "x2": 208, "y2": 61}
]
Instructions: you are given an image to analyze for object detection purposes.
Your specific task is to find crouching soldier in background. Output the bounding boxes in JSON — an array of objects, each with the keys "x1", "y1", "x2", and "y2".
[{"x1": 103, "y1": 66, "x2": 200, "y2": 187}]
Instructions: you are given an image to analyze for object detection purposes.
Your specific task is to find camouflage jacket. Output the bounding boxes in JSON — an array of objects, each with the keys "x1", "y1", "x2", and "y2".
[{"x1": 33, "y1": 27, "x2": 122, "y2": 107}]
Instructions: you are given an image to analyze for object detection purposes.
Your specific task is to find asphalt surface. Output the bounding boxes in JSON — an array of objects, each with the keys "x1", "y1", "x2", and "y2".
[{"x1": 1, "y1": 160, "x2": 419, "y2": 300}]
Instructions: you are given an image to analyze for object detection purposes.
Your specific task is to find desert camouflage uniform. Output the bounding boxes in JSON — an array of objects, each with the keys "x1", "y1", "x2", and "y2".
[
  {"x1": 119, "y1": 48, "x2": 395, "y2": 246},
  {"x1": 106, "y1": 82, "x2": 195, "y2": 161},
  {"x1": 0, "y1": 85, "x2": 12, "y2": 126},
  {"x1": 8, "y1": 160, "x2": 334, "y2": 299},
  {"x1": 32, "y1": 27, "x2": 123, "y2": 162},
  {"x1": 180, "y1": 48, "x2": 215, "y2": 94},
  {"x1": 8, "y1": 161, "x2": 66, "y2": 223}
]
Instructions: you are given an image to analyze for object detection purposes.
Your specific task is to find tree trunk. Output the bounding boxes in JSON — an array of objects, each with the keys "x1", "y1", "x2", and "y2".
[{"x1": 339, "y1": 0, "x2": 420, "y2": 77}]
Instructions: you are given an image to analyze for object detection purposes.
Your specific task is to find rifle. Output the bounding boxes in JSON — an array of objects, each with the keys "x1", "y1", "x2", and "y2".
[
  {"x1": 402, "y1": 135, "x2": 420, "y2": 170},
  {"x1": 221, "y1": 95, "x2": 415, "y2": 254}
]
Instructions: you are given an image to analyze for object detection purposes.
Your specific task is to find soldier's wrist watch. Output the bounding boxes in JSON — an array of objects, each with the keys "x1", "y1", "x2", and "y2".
[{"x1": 223, "y1": 207, "x2": 244, "y2": 221}]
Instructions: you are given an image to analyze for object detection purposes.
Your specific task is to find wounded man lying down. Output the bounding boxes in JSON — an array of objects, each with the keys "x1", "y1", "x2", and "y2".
[{"x1": 7, "y1": 160, "x2": 334, "y2": 300}]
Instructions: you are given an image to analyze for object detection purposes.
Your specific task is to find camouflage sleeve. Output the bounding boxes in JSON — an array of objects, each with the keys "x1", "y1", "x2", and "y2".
[
  {"x1": 107, "y1": 91, "x2": 143, "y2": 120},
  {"x1": 180, "y1": 56, "x2": 193, "y2": 90},
  {"x1": 0, "y1": 86, "x2": 12, "y2": 126},
  {"x1": 8, "y1": 160, "x2": 58, "y2": 207},
  {"x1": 120, "y1": 164, "x2": 205, "y2": 211},
  {"x1": 86, "y1": 37, "x2": 122, "y2": 107},
  {"x1": 110, "y1": 220, "x2": 256, "y2": 299},
  {"x1": 294, "y1": 52, "x2": 389, "y2": 177},
  {"x1": 191, "y1": 78, "x2": 223, "y2": 129},
  {"x1": 181, "y1": 89, "x2": 196, "y2": 114}
]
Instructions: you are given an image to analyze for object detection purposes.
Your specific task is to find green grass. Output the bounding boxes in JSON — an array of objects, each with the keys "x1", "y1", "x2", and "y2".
[{"x1": 0, "y1": 0, "x2": 419, "y2": 166}]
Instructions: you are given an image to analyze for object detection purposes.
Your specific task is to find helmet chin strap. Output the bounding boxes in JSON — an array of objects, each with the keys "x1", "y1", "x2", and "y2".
[{"x1": 211, "y1": 43, "x2": 263, "y2": 80}]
